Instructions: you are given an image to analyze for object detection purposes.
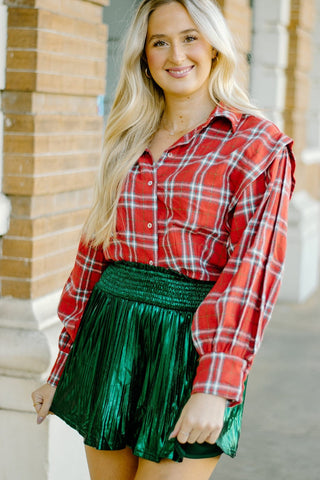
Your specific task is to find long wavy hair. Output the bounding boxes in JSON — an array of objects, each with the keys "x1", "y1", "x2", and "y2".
[{"x1": 83, "y1": 0, "x2": 261, "y2": 247}]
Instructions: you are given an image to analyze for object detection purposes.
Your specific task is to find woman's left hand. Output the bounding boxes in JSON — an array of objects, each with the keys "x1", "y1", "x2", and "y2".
[{"x1": 169, "y1": 393, "x2": 226, "y2": 445}]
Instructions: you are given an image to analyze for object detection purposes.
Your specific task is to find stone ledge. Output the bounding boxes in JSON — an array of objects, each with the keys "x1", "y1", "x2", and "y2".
[
  {"x1": 0, "y1": 324, "x2": 56, "y2": 374},
  {"x1": 0, "y1": 290, "x2": 61, "y2": 329}
]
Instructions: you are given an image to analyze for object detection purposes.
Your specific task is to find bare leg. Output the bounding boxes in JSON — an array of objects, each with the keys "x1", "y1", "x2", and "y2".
[
  {"x1": 134, "y1": 455, "x2": 220, "y2": 480},
  {"x1": 85, "y1": 445, "x2": 139, "y2": 480}
]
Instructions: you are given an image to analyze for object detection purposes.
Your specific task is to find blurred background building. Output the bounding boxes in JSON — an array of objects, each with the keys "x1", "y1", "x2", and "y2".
[{"x1": 0, "y1": 0, "x2": 319, "y2": 478}]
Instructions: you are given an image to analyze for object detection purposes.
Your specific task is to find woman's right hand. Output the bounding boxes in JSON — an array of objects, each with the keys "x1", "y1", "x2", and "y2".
[{"x1": 31, "y1": 383, "x2": 56, "y2": 424}]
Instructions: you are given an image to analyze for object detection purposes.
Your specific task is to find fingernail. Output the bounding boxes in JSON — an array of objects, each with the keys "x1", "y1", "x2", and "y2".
[
  {"x1": 168, "y1": 433, "x2": 173, "y2": 440},
  {"x1": 37, "y1": 416, "x2": 44, "y2": 425}
]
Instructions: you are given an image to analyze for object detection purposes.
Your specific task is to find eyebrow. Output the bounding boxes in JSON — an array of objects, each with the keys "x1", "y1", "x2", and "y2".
[{"x1": 147, "y1": 28, "x2": 199, "y2": 43}]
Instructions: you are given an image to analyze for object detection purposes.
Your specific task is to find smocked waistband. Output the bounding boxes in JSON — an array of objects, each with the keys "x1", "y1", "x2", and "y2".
[{"x1": 96, "y1": 261, "x2": 215, "y2": 311}]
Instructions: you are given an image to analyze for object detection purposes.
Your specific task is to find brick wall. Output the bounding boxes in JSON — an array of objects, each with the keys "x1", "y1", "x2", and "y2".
[
  {"x1": 0, "y1": 0, "x2": 108, "y2": 299},
  {"x1": 217, "y1": 0, "x2": 252, "y2": 88},
  {"x1": 285, "y1": 0, "x2": 320, "y2": 196},
  {"x1": 1, "y1": 0, "x2": 318, "y2": 301},
  {"x1": 306, "y1": 0, "x2": 320, "y2": 154},
  {"x1": 0, "y1": 0, "x2": 253, "y2": 301}
]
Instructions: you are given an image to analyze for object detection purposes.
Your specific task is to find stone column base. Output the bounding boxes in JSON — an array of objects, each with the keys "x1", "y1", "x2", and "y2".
[
  {"x1": 279, "y1": 190, "x2": 320, "y2": 302},
  {"x1": 0, "y1": 293, "x2": 89, "y2": 480}
]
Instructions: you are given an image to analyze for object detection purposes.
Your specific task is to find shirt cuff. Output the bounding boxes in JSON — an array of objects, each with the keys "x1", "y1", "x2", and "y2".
[
  {"x1": 47, "y1": 350, "x2": 69, "y2": 387},
  {"x1": 191, "y1": 352, "x2": 247, "y2": 406}
]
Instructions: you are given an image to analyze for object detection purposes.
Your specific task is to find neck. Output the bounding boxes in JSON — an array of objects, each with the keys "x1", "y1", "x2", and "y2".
[{"x1": 161, "y1": 91, "x2": 216, "y2": 135}]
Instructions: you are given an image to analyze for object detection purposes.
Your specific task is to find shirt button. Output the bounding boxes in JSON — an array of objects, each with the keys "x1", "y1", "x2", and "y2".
[
  {"x1": 148, "y1": 180, "x2": 153, "y2": 186},
  {"x1": 147, "y1": 222, "x2": 153, "y2": 229},
  {"x1": 168, "y1": 153, "x2": 173, "y2": 158},
  {"x1": 149, "y1": 260, "x2": 154, "y2": 265}
]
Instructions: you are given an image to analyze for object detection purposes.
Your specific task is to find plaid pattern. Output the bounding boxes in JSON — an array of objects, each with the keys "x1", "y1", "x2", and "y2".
[{"x1": 48, "y1": 103, "x2": 295, "y2": 405}]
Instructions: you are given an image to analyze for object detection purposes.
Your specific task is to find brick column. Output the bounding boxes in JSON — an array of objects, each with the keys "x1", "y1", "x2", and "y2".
[
  {"x1": 280, "y1": 0, "x2": 320, "y2": 302},
  {"x1": 1, "y1": 0, "x2": 107, "y2": 298},
  {"x1": 284, "y1": 0, "x2": 318, "y2": 191},
  {"x1": 0, "y1": 1, "x2": 108, "y2": 479},
  {"x1": 250, "y1": 0, "x2": 291, "y2": 129},
  {"x1": 302, "y1": 0, "x2": 320, "y2": 168},
  {"x1": 217, "y1": 0, "x2": 252, "y2": 89}
]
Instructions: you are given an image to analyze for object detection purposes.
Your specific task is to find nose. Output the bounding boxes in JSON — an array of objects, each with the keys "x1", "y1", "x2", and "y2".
[{"x1": 169, "y1": 41, "x2": 186, "y2": 64}]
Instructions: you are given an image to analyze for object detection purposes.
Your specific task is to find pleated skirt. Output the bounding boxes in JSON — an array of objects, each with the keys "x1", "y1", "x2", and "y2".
[{"x1": 50, "y1": 261, "x2": 246, "y2": 463}]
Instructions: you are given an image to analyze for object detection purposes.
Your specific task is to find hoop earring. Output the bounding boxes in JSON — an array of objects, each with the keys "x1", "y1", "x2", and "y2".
[{"x1": 145, "y1": 67, "x2": 151, "y2": 79}]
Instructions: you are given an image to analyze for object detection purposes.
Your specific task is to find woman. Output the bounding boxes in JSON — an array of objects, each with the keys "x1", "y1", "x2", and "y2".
[{"x1": 32, "y1": 1, "x2": 295, "y2": 479}]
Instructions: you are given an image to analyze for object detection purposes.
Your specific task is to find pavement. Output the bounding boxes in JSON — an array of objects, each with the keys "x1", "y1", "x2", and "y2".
[{"x1": 211, "y1": 290, "x2": 320, "y2": 480}]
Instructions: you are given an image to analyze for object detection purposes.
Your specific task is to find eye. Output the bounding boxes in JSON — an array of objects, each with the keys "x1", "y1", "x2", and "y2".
[
  {"x1": 184, "y1": 35, "x2": 198, "y2": 43},
  {"x1": 153, "y1": 40, "x2": 168, "y2": 47}
]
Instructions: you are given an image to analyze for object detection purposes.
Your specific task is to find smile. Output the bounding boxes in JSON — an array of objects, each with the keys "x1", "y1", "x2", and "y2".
[{"x1": 166, "y1": 66, "x2": 194, "y2": 78}]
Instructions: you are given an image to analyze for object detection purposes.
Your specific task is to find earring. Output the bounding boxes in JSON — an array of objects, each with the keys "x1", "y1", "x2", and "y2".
[{"x1": 145, "y1": 67, "x2": 151, "y2": 79}]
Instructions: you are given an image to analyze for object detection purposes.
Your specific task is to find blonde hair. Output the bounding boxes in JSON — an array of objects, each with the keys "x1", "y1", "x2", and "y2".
[{"x1": 83, "y1": 0, "x2": 261, "y2": 247}]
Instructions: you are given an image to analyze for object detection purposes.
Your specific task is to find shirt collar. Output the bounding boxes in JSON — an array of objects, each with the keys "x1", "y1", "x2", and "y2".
[
  {"x1": 143, "y1": 102, "x2": 243, "y2": 159},
  {"x1": 204, "y1": 102, "x2": 243, "y2": 133},
  {"x1": 169, "y1": 102, "x2": 243, "y2": 148}
]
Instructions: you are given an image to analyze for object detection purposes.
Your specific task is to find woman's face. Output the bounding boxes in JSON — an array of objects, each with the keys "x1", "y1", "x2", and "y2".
[{"x1": 145, "y1": 2, "x2": 215, "y2": 101}]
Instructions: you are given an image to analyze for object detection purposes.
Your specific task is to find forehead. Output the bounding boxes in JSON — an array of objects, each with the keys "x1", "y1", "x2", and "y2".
[{"x1": 147, "y1": 2, "x2": 197, "y2": 37}]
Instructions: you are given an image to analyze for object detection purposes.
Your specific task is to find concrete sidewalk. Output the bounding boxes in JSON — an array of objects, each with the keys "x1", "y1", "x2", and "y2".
[{"x1": 212, "y1": 291, "x2": 320, "y2": 480}]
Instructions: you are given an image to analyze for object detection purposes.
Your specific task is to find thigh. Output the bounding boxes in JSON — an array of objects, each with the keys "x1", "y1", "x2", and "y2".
[
  {"x1": 85, "y1": 445, "x2": 139, "y2": 480},
  {"x1": 134, "y1": 455, "x2": 220, "y2": 480}
]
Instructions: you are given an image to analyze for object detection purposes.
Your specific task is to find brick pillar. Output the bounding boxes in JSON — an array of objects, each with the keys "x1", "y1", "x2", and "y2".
[
  {"x1": 280, "y1": 0, "x2": 320, "y2": 302},
  {"x1": 217, "y1": 0, "x2": 252, "y2": 89},
  {"x1": 0, "y1": 1, "x2": 108, "y2": 479},
  {"x1": 302, "y1": 0, "x2": 320, "y2": 170},
  {"x1": 250, "y1": 0, "x2": 291, "y2": 129},
  {"x1": 1, "y1": 0, "x2": 107, "y2": 299},
  {"x1": 284, "y1": 0, "x2": 318, "y2": 193}
]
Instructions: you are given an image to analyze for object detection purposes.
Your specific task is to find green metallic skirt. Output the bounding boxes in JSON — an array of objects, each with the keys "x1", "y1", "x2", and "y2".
[{"x1": 50, "y1": 261, "x2": 246, "y2": 463}]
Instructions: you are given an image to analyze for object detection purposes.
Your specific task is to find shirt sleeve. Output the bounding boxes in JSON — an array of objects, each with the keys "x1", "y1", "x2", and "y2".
[
  {"x1": 47, "y1": 239, "x2": 109, "y2": 386},
  {"x1": 191, "y1": 146, "x2": 295, "y2": 405}
]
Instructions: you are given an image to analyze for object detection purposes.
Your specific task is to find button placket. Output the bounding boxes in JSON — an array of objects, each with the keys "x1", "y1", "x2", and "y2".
[{"x1": 148, "y1": 166, "x2": 158, "y2": 266}]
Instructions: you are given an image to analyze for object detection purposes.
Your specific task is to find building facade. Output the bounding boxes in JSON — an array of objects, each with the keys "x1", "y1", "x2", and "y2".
[{"x1": 0, "y1": 0, "x2": 319, "y2": 478}]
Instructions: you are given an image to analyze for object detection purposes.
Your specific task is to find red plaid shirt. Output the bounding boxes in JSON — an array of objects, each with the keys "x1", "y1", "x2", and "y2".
[{"x1": 48, "y1": 103, "x2": 295, "y2": 405}]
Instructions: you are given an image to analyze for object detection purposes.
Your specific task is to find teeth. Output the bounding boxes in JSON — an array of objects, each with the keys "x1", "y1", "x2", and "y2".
[{"x1": 168, "y1": 67, "x2": 192, "y2": 75}]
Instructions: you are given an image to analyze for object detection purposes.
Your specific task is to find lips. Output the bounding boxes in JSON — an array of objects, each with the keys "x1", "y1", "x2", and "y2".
[{"x1": 166, "y1": 66, "x2": 194, "y2": 78}]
